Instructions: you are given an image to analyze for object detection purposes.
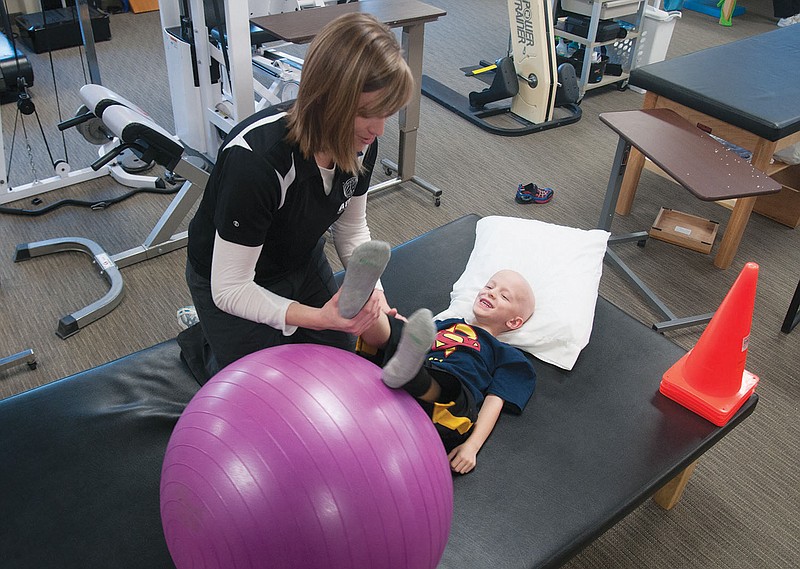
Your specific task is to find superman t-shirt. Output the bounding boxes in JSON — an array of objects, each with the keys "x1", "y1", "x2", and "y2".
[{"x1": 426, "y1": 318, "x2": 537, "y2": 413}]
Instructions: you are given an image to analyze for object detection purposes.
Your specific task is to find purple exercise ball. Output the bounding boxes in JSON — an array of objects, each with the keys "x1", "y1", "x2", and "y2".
[{"x1": 160, "y1": 343, "x2": 453, "y2": 569}]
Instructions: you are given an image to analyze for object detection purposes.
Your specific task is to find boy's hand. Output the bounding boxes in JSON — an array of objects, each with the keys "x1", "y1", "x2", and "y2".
[{"x1": 448, "y1": 443, "x2": 478, "y2": 474}]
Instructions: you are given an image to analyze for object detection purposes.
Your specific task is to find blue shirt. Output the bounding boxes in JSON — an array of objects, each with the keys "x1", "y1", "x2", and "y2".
[{"x1": 427, "y1": 318, "x2": 537, "y2": 413}]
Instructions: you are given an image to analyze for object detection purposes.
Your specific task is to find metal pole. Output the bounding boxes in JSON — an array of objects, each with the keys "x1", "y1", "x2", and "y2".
[{"x1": 75, "y1": 0, "x2": 102, "y2": 84}]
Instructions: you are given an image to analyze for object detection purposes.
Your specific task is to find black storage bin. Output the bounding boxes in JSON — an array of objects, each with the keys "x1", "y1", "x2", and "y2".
[
  {"x1": 15, "y1": 7, "x2": 111, "y2": 54},
  {"x1": 563, "y1": 15, "x2": 621, "y2": 42}
]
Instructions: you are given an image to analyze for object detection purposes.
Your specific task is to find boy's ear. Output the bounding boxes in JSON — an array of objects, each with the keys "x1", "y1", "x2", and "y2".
[{"x1": 506, "y1": 316, "x2": 525, "y2": 331}]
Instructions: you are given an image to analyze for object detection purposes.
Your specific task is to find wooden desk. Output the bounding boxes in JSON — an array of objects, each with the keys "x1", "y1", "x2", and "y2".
[
  {"x1": 251, "y1": 0, "x2": 447, "y2": 204},
  {"x1": 598, "y1": 109, "x2": 780, "y2": 331},
  {"x1": 623, "y1": 27, "x2": 800, "y2": 269}
]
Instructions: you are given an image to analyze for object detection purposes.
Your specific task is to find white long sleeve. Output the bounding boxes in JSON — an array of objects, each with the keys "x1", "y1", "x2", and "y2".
[
  {"x1": 330, "y1": 193, "x2": 384, "y2": 291},
  {"x1": 210, "y1": 232, "x2": 298, "y2": 336},
  {"x1": 330, "y1": 193, "x2": 371, "y2": 266}
]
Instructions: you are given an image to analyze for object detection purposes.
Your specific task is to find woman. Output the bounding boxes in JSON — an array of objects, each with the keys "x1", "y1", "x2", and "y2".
[{"x1": 178, "y1": 13, "x2": 415, "y2": 383}]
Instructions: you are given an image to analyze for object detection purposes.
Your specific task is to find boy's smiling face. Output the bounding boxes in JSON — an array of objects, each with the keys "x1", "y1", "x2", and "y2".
[{"x1": 471, "y1": 270, "x2": 535, "y2": 335}]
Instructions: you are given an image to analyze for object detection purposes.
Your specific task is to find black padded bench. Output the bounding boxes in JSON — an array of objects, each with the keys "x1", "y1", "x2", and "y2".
[{"x1": 0, "y1": 215, "x2": 757, "y2": 569}]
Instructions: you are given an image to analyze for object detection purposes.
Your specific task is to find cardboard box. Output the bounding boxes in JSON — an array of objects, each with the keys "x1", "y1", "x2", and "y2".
[
  {"x1": 753, "y1": 163, "x2": 800, "y2": 228},
  {"x1": 649, "y1": 207, "x2": 719, "y2": 254}
]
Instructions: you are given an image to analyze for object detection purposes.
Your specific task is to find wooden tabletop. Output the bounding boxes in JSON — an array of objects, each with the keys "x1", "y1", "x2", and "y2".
[
  {"x1": 251, "y1": 0, "x2": 446, "y2": 44},
  {"x1": 599, "y1": 109, "x2": 782, "y2": 202}
]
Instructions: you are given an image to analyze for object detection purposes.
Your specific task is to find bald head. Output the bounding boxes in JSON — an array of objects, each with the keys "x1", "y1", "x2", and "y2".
[
  {"x1": 471, "y1": 269, "x2": 536, "y2": 336},
  {"x1": 492, "y1": 270, "x2": 535, "y2": 323}
]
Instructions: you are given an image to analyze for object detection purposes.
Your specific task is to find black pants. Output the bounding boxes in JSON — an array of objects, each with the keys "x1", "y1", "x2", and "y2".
[
  {"x1": 774, "y1": 0, "x2": 800, "y2": 17},
  {"x1": 381, "y1": 318, "x2": 478, "y2": 452},
  {"x1": 178, "y1": 238, "x2": 355, "y2": 384}
]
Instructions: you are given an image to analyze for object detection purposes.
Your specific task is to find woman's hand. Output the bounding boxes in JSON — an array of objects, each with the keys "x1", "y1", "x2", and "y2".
[
  {"x1": 371, "y1": 289, "x2": 403, "y2": 320},
  {"x1": 286, "y1": 289, "x2": 399, "y2": 336},
  {"x1": 318, "y1": 289, "x2": 385, "y2": 336}
]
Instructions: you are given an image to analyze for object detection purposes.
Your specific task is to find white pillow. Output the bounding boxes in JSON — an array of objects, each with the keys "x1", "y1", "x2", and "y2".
[{"x1": 435, "y1": 216, "x2": 609, "y2": 370}]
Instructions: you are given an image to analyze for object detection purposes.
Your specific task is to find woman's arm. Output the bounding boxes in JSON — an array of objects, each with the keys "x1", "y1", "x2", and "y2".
[
  {"x1": 211, "y1": 232, "x2": 384, "y2": 336},
  {"x1": 447, "y1": 394, "x2": 504, "y2": 474},
  {"x1": 210, "y1": 233, "x2": 297, "y2": 334},
  {"x1": 330, "y1": 193, "x2": 394, "y2": 314},
  {"x1": 330, "y1": 193, "x2": 371, "y2": 267}
]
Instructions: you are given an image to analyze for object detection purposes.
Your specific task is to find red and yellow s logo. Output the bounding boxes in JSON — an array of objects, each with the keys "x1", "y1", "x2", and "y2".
[{"x1": 432, "y1": 323, "x2": 481, "y2": 358}]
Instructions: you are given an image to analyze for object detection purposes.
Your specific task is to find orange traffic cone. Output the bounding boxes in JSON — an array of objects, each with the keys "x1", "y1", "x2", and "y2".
[{"x1": 660, "y1": 262, "x2": 760, "y2": 426}]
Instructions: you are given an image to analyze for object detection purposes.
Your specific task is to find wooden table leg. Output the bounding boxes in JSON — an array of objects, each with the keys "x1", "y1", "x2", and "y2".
[
  {"x1": 713, "y1": 137, "x2": 777, "y2": 269},
  {"x1": 616, "y1": 91, "x2": 659, "y2": 216},
  {"x1": 715, "y1": 196, "x2": 756, "y2": 269},
  {"x1": 653, "y1": 460, "x2": 698, "y2": 510}
]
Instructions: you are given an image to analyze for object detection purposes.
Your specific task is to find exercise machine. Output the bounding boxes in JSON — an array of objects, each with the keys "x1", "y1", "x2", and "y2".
[
  {"x1": 0, "y1": 0, "x2": 34, "y2": 104},
  {"x1": 160, "y1": 0, "x2": 444, "y2": 207},
  {"x1": 421, "y1": 0, "x2": 581, "y2": 136},
  {"x1": 0, "y1": 0, "x2": 167, "y2": 207},
  {"x1": 159, "y1": 0, "x2": 337, "y2": 159},
  {"x1": 14, "y1": 84, "x2": 211, "y2": 338}
]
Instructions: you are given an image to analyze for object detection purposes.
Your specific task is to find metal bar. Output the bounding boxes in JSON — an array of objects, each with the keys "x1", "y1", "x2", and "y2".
[
  {"x1": 14, "y1": 237, "x2": 124, "y2": 339},
  {"x1": 0, "y1": 349, "x2": 36, "y2": 373},
  {"x1": 75, "y1": 0, "x2": 101, "y2": 84},
  {"x1": 598, "y1": 136, "x2": 629, "y2": 231},
  {"x1": 604, "y1": 249, "x2": 676, "y2": 321}
]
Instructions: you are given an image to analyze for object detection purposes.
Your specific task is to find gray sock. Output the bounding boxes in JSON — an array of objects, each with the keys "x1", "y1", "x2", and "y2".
[
  {"x1": 338, "y1": 241, "x2": 391, "y2": 318},
  {"x1": 382, "y1": 308, "x2": 437, "y2": 389}
]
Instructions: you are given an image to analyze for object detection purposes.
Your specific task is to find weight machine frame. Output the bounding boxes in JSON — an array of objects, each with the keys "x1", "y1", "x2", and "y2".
[{"x1": 0, "y1": 0, "x2": 164, "y2": 206}]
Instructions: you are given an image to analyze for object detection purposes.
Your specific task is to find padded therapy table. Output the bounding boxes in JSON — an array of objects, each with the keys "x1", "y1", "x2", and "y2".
[
  {"x1": 623, "y1": 26, "x2": 800, "y2": 269},
  {"x1": 0, "y1": 215, "x2": 756, "y2": 569}
]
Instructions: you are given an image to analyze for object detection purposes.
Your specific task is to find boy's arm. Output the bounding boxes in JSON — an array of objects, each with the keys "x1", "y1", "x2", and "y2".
[{"x1": 447, "y1": 394, "x2": 504, "y2": 474}]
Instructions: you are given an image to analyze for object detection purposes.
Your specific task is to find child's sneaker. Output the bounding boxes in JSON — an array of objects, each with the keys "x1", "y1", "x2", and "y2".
[
  {"x1": 515, "y1": 182, "x2": 554, "y2": 204},
  {"x1": 177, "y1": 306, "x2": 199, "y2": 330}
]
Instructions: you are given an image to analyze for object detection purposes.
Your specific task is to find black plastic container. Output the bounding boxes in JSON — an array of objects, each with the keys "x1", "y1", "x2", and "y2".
[{"x1": 562, "y1": 15, "x2": 621, "y2": 42}]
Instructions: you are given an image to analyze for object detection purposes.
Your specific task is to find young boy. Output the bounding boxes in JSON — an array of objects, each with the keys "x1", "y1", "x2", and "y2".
[{"x1": 359, "y1": 269, "x2": 538, "y2": 474}]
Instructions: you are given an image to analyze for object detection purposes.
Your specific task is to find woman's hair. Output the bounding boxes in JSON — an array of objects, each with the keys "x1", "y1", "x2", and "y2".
[{"x1": 286, "y1": 13, "x2": 414, "y2": 174}]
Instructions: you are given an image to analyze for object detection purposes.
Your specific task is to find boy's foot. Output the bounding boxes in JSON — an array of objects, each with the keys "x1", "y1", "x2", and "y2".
[
  {"x1": 177, "y1": 306, "x2": 199, "y2": 330},
  {"x1": 515, "y1": 182, "x2": 554, "y2": 204},
  {"x1": 338, "y1": 240, "x2": 391, "y2": 318},
  {"x1": 382, "y1": 308, "x2": 436, "y2": 389},
  {"x1": 777, "y1": 13, "x2": 800, "y2": 26}
]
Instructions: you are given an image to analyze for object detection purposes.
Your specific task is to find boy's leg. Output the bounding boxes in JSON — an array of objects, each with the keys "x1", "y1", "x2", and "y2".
[
  {"x1": 357, "y1": 311, "x2": 392, "y2": 350},
  {"x1": 338, "y1": 240, "x2": 391, "y2": 318},
  {"x1": 382, "y1": 308, "x2": 437, "y2": 388},
  {"x1": 417, "y1": 375, "x2": 478, "y2": 453},
  {"x1": 378, "y1": 313, "x2": 478, "y2": 454}
]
